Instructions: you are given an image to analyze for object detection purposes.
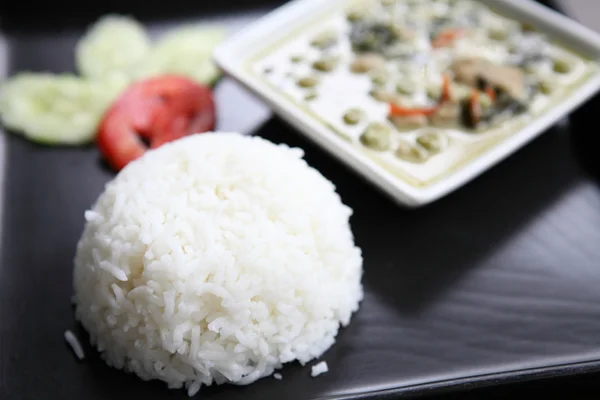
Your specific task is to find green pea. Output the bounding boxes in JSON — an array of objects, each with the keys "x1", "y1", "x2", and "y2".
[
  {"x1": 346, "y1": 7, "x2": 366, "y2": 22},
  {"x1": 370, "y1": 69, "x2": 389, "y2": 86},
  {"x1": 351, "y1": 54, "x2": 386, "y2": 74},
  {"x1": 416, "y1": 131, "x2": 447, "y2": 153},
  {"x1": 488, "y1": 27, "x2": 507, "y2": 41},
  {"x1": 311, "y1": 31, "x2": 337, "y2": 49},
  {"x1": 360, "y1": 122, "x2": 391, "y2": 151},
  {"x1": 304, "y1": 91, "x2": 318, "y2": 101},
  {"x1": 297, "y1": 76, "x2": 319, "y2": 88},
  {"x1": 427, "y1": 85, "x2": 442, "y2": 101},
  {"x1": 395, "y1": 140, "x2": 429, "y2": 163},
  {"x1": 553, "y1": 58, "x2": 572, "y2": 74},
  {"x1": 521, "y1": 23, "x2": 536, "y2": 33},
  {"x1": 396, "y1": 81, "x2": 416, "y2": 95},
  {"x1": 369, "y1": 89, "x2": 398, "y2": 103},
  {"x1": 312, "y1": 56, "x2": 339, "y2": 72},
  {"x1": 343, "y1": 108, "x2": 364, "y2": 125},
  {"x1": 539, "y1": 80, "x2": 554, "y2": 95}
]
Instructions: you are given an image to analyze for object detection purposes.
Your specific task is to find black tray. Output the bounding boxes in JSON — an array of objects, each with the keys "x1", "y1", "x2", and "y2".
[{"x1": 2, "y1": 1, "x2": 600, "y2": 399}]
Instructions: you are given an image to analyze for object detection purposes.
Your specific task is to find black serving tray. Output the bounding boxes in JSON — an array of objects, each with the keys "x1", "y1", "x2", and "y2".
[{"x1": 2, "y1": 1, "x2": 600, "y2": 399}]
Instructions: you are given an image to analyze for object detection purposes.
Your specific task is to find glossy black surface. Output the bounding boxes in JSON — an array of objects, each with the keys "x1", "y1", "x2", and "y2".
[{"x1": 2, "y1": 1, "x2": 600, "y2": 399}]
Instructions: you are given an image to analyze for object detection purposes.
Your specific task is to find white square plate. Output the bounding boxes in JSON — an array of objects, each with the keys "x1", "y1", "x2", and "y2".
[{"x1": 214, "y1": 0, "x2": 600, "y2": 207}]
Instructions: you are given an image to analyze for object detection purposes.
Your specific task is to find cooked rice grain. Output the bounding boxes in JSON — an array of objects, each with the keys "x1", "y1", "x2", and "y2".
[
  {"x1": 73, "y1": 132, "x2": 363, "y2": 393},
  {"x1": 311, "y1": 361, "x2": 328, "y2": 377},
  {"x1": 64, "y1": 330, "x2": 85, "y2": 360}
]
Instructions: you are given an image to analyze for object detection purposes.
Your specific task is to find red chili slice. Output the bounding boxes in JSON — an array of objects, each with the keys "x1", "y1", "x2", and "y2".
[
  {"x1": 389, "y1": 103, "x2": 439, "y2": 117},
  {"x1": 97, "y1": 75, "x2": 216, "y2": 171},
  {"x1": 431, "y1": 29, "x2": 466, "y2": 48}
]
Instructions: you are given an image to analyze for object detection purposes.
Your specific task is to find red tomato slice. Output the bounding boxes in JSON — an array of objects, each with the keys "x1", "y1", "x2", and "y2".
[{"x1": 97, "y1": 75, "x2": 216, "y2": 171}]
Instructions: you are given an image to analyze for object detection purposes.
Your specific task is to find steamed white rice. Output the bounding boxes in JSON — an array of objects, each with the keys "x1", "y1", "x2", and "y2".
[{"x1": 72, "y1": 132, "x2": 363, "y2": 394}]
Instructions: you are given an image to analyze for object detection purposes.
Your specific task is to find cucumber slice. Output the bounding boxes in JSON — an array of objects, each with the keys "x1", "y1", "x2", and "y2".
[
  {"x1": 133, "y1": 26, "x2": 227, "y2": 86},
  {"x1": 76, "y1": 15, "x2": 151, "y2": 80},
  {"x1": 0, "y1": 73, "x2": 117, "y2": 145}
]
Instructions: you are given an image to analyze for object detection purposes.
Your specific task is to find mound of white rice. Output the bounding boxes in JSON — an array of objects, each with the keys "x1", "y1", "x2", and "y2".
[{"x1": 72, "y1": 132, "x2": 363, "y2": 395}]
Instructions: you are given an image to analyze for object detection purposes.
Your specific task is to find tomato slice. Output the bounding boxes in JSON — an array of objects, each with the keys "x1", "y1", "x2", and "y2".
[{"x1": 97, "y1": 75, "x2": 216, "y2": 171}]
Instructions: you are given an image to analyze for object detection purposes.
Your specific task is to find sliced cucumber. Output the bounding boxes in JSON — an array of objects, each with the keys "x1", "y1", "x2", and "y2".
[
  {"x1": 0, "y1": 73, "x2": 117, "y2": 145},
  {"x1": 132, "y1": 26, "x2": 227, "y2": 86},
  {"x1": 102, "y1": 73, "x2": 132, "y2": 99},
  {"x1": 76, "y1": 15, "x2": 151, "y2": 80}
]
